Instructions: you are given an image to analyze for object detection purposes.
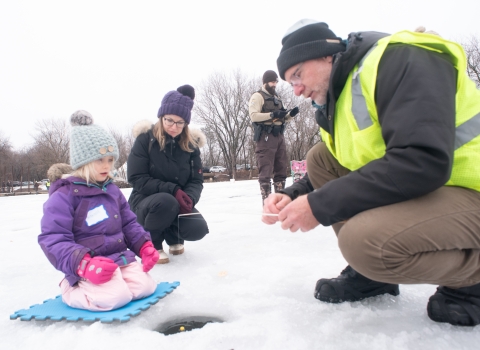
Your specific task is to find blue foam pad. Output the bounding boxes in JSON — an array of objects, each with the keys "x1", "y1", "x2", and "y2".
[{"x1": 10, "y1": 281, "x2": 179, "y2": 323}]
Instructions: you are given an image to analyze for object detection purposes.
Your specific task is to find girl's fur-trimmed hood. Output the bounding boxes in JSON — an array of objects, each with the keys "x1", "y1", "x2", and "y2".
[
  {"x1": 132, "y1": 119, "x2": 207, "y2": 148},
  {"x1": 47, "y1": 163, "x2": 73, "y2": 182}
]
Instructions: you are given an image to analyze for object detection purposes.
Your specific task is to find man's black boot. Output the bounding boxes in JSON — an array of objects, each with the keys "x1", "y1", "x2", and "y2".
[
  {"x1": 260, "y1": 182, "x2": 271, "y2": 205},
  {"x1": 273, "y1": 180, "x2": 286, "y2": 193},
  {"x1": 314, "y1": 265, "x2": 400, "y2": 303},
  {"x1": 427, "y1": 283, "x2": 480, "y2": 326}
]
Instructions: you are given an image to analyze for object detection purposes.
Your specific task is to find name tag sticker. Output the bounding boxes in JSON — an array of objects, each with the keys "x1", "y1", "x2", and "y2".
[{"x1": 85, "y1": 205, "x2": 109, "y2": 226}]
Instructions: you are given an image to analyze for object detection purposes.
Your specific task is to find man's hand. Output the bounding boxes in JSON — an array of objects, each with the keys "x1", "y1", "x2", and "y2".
[
  {"x1": 270, "y1": 110, "x2": 288, "y2": 122},
  {"x1": 278, "y1": 195, "x2": 320, "y2": 232},
  {"x1": 262, "y1": 193, "x2": 292, "y2": 225}
]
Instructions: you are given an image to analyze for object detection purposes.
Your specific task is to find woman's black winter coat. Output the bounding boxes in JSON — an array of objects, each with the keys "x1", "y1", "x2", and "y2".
[{"x1": 127, "y1": 121, "x2": 205, "y2": 212}]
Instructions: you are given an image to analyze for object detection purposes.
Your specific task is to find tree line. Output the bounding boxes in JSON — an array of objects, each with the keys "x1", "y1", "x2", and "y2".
[
  {"x1": 0, "y1": 119, "x2": 136, "y2": 187},
  {"x1": 1, "y1": 36, "x2": 479, "y2": 185},
  {"x1": 0, "y1": 71, "x2": 319, "y2": 185}
]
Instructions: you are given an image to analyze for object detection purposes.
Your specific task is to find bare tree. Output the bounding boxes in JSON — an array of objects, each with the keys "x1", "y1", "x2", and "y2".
[
  {"x1": 199, "y1": 126, "x2": 222, "y2": 168},
  {"x1": 0, "y1": 132, "x2": 13, "y2": 188},
  {"x1": 192, "y1": 70, "x2": 321, "y2": 179},
  {"x1": 15, "y1": 149, "x2": 37, "y2": 184},
  {"x1": 108, "y1": 125, "x2": 135, "y2": 179},
  {"x1": 0, "y1": 132, "x2": 12, "y2": 170},
  {"x1": 23, "y1": 118, "x2": 70, "y2": 181},
  {"x1": 0, "y1": 131, "x2": 11, "y2": 155},
  {"x1": 8, "y1": 118, "x2": 137, "y2": 184},
  {"x1": 32, "y1": 118, "x2": 70, "y2": 164},
  {"x1": 462, "y1": 35, "x2": 480, "y2": 87},
  {"x1": 193, "y1": 70, "x2": 257, "y2": 177},
  {"x1": 275, "y1": 83, "x2": 321, "y2": 170}
]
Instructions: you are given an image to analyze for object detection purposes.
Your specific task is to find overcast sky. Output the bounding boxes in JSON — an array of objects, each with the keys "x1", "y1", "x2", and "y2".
[{"x1": 1, "y1": 0, "x2": 478, "y2": 150}]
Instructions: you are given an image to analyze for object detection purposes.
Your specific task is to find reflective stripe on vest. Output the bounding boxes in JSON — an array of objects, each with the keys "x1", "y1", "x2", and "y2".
[
  {"x1": 321, "y1": 30, "x2": 480, "y2": 191},
  {"x1": 351, "y1": 43, "x2": 378, "y2": 130},
  {"x1": 456, "y1": 111, "x2": 480, "y2": 149}
]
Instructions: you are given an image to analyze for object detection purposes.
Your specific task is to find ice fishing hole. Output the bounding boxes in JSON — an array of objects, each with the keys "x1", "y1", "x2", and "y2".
[{"x1": 155, "y1": 316, "x2": 224, "y2": 335}]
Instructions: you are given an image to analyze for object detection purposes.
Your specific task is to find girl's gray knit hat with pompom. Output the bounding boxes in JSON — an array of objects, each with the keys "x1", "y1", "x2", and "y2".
[{"x1": 69, "y1": 110, "x2": 119, "y2": 170}]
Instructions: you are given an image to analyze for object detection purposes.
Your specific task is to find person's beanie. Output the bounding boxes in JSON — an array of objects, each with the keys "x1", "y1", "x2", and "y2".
[
  {"x1": 69, "y1": 110, "x2": 119, "y2": 170},
  {"x1": 262, "y1": 70, "x2": 278, "y2": 84},
  {"x1": 157, "y1": 84, "x2": 195, "y2": 124},
  {"x1": 276, "y1": 19, "x2": 346, "y2": 80}
]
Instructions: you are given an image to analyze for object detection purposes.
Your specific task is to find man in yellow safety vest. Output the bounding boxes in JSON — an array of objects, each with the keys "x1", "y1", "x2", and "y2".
[{"x1": 262, "y1": 19, "x2": 480, "y2": 326}]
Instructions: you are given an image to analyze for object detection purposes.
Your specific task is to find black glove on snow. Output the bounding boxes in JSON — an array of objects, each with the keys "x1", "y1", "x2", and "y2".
[
  {"x1": 289, "y1": 106, "x2": 299, "y2": 117},
  {"x1": 270, "y1": 110, "x2": 288, "y2": 122}
]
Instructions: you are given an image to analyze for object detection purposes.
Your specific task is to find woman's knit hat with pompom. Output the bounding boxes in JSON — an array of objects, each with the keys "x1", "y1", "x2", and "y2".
[
  {"x1": 157, "y1": 84, "x2": 195, "y2": 124},
  {"x1": 69, "y1": 110, "x2": 119, "y2": 170}
]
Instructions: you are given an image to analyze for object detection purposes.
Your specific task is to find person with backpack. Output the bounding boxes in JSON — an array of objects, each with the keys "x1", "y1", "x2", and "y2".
[
  {"x1": 127, "y1": 85, "x2": 209, "y2": 264},
  {"x1": 39, "y1": 110, "x2": 159, "y2": 311},
  {"x1": 249, "y1": 70, "x2": 299, "y2": 204},
  {"x1": 262, "y1": 19, "x2": 480, "y2": 326}
]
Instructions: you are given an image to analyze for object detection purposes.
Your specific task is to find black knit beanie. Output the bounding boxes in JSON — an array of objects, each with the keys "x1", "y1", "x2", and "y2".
[
  {"x1": 276, "y1": 19, "x2": 346, "y2": 80},
  {"x1": 262, "y1": 70, "x2": 278, "y2": 84}
]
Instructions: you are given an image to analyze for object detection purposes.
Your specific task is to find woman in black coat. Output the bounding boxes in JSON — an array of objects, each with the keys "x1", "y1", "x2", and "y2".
[{"x1": 127, "y1": 85, "x2": 208, "y2": 264}]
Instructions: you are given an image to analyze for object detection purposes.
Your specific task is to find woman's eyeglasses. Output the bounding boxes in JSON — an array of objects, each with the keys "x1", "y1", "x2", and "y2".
[{"x1": 164, "y1": 117, "x2": 186, "y2": 128}]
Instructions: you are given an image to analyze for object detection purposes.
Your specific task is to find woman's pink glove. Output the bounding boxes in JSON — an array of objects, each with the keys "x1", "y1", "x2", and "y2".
[
  {"x1": 76, "y1": 254, "x2": 118, "y2": 284},
  {"x1": 139, "y1": 241, "x2": 159, "y2": 272},
  {"x1": 174, "y1": 189, "x2": 193, "y2": 214}
]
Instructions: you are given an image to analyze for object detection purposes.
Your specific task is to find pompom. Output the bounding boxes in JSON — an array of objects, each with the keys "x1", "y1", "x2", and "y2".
[
  {"x1": 70, "y1": 110, "x2": 93, "y2": 126},
  {"x1": 176, "y1": 85, "x2": 195, "y2": 100},
  {"x1": 414, "y1": 26, "x2": 440, "y2": 36},
  {"x1": 414, "y1": 26, "x2": 426, "y2": 33}
]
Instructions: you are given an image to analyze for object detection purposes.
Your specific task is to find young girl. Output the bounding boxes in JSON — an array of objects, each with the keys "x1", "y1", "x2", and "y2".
[{"x1": 38, "y1": 110, "x2": 159, "y2": 311}]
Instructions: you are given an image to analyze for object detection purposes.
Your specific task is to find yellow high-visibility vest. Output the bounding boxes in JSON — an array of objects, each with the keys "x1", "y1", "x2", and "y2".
[{"x1": 321, "y1": 30, "x2": 480, "y2": 191}]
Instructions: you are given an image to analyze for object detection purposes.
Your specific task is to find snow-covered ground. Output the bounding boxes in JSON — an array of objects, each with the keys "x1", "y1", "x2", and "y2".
[{"x1": 1, "y1": 179, "x2": 479, "y2": 350}]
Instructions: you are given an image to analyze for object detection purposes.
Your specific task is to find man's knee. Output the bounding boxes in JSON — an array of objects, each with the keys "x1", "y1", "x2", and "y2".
[
  {"x1": 306, "y1": 141, "x2": 321, "y2": 156},
  {"x1": 306, "y1": 142, "x2": 328, "y2": 169},
  {"x1": 337, "y1": 218, "x2": 387, "y2": 280},
  {"x1": 306, "y1": 142, "x2": 349, "y2": 187}
]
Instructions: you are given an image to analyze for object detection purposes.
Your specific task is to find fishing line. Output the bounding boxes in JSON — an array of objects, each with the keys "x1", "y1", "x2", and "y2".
[{"x1": 175, "y1": 212, "x2": 279, "y2": 241}]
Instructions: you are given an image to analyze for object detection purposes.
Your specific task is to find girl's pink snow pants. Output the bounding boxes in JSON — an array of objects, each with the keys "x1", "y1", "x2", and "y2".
[{"x1": 60, "y1": 261, "x2": 157, "y2": 311}]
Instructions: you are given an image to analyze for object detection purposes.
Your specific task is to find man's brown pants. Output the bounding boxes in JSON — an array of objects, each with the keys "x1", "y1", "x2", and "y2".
[{"x1": 306, "y1": 142, "x2": 480, "y2": 288}]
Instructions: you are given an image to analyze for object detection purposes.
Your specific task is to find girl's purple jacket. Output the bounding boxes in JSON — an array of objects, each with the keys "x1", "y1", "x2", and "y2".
[{"x1": 39, "y1": 176, "x2": 152, "y2": 286}]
